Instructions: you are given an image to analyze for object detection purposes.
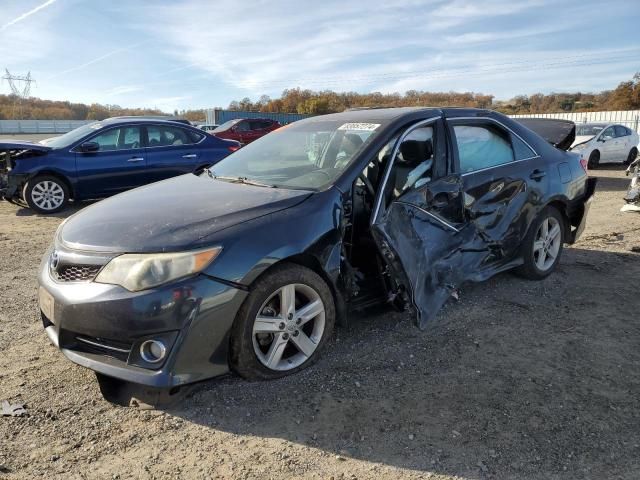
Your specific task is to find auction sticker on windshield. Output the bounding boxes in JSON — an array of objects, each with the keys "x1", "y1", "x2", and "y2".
[
  {"x1": 39, "y1": 287, "x2": 55, "y2": 324},
  {"x1": 338, "y1": 123, "x2": 380, "y2": 131}
]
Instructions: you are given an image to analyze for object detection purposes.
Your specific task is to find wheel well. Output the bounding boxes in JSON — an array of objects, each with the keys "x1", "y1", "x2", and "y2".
[
  {"x1": 546, "y1": 200, "x2": 571, "y2": 233},
  {"x1": 590, "y1": 149, "x2": 600, "y2": 157},
  {"x1": 250, "y1": 253, "x2": 347, "y2": 326},
  {"x1": 29, "y1": 171, "x2": 74, "y2": 199}
]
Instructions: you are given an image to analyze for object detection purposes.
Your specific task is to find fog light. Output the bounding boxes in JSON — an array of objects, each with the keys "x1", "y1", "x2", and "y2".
[{"x1": 139, "y1": 340, "x2": 167, "y2": 363}]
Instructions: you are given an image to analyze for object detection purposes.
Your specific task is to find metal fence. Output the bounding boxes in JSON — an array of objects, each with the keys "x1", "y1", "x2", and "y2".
[
  {"x1": 0, "y1": 120, "x2": 94, "y2": 134},
  {"x1": 510, "y1": 110, "x2": 640, "y2": 134},
  {"x1": 205, "y1": 109, "x2": 311, "y2": 126}
]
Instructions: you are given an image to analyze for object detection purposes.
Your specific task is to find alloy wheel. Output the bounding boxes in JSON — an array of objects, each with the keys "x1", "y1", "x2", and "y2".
[
  {"x1": 31, "y1": 180, "x2": 65, "y2": 211},
  {"x1": 533, "y1": 217, "x2": 561, "y2": 271},
  {"x1": 252, "y1": 283, "x2": 326, "y2": 371}
]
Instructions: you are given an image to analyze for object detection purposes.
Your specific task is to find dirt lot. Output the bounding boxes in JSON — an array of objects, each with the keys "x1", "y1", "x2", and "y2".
[{"x1": 1, "y1": 166, "x2": 639, "y2": 480}]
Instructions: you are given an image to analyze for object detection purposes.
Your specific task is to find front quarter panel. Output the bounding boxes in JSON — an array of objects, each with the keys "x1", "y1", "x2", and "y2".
[
  {"x1": 10, "y1": 150, "x2": 77, "y2": 194},
  {"x1": 201, "y1": 188, "x2": 343, "y2": 287}
]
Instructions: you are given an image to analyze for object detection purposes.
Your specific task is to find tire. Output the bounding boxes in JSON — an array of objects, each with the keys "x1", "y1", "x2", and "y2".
[
  {"x1": 515, "y1": 206, "x2": 565, "y2": 280},
  {"x1": 587, "y1": 150, "x2": 600, "y2": 169},
  {"x1": 23, "y1": 175, "x2": 69, "y2": 214},
  {"x1": 229, "y1": 263, "x2": 335, "y2": 380},
  {"x1": 625, "y1": 147, "x2": 638, "y2": 166}
]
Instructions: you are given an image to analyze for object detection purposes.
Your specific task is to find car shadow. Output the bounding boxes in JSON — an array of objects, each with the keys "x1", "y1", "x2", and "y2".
[
  {"x1": 161, "y1": 247, "x2": 640, "y2": 479},
  {"x1": 592, "y1": 164, "x2": 632, "y2": 193},
  {"x1": 13, "y1": 200, "x2": 94, "y2": 218}
]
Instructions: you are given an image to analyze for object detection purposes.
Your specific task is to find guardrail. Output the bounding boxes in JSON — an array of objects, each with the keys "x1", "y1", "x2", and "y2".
[{"x1": 0, "y1": 120, "x2": 94, "y2": 134}]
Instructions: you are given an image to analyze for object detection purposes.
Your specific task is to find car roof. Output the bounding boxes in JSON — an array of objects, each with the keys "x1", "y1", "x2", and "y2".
[
  {"x1": 300, "y1": 107, "x2": 491, "y2": 126},
  {"x1": 100, "y1": 117, "x2": 195, "y2": 127}
]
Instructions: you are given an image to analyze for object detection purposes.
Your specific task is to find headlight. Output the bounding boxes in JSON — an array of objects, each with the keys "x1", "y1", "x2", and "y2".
[
  {"x1": 571, "y1": 143, "x2": 587, "y2": 151},
  {"x1": 95, "y1": 247, "x2": 222, "y2": 291}
]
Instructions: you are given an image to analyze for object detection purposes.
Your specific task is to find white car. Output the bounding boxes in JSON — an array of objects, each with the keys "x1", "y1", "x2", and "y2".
[{"x1": 570, "y1": 123, "x2": 639, "y2": 168}]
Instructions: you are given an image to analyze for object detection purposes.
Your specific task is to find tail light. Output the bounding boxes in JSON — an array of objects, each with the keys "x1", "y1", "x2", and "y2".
[
  {"x1": 228, "y1": 145, "x2": 241, "y2": 152},
  {"x1": 580, "y1": 157, "x2": 588, "y2": 174}
]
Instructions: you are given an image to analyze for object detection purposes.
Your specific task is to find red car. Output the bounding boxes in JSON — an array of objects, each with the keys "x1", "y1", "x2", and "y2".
[{"x1": 211, "y1": 118, "x2": 281, "y2": 144}]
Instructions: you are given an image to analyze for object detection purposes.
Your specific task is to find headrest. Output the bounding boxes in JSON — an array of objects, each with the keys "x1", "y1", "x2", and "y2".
[
  {"x1": 344, "y1": 133, "x2": 364, "y2": 148},
  {"x1": 399, "y1": 139, "x2": 433, "y2": 167}
]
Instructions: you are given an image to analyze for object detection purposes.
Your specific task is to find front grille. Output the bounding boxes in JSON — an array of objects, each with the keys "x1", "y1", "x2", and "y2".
[{"x1": 52, "y1": 264, "x2": 101, "y2": 282}]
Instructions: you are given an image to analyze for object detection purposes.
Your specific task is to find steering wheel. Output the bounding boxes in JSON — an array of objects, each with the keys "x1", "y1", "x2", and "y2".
[{"x1": 131, "y1": 141, "x2": 140, "y2": 149}]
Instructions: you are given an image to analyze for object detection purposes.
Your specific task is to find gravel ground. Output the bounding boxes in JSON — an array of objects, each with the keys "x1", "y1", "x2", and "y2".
[{"x1": 1, "y1": 166, "x2": 639, "y2": 480}]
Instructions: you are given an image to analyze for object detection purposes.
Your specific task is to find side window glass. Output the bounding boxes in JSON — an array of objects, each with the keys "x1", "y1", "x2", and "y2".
[
  {"x1": 91, "y1": 129, "x2": 119, "y2": 151},
  {"x1": 148, "y1": 126, "x2": 192, "y2": 147},
  {"x1": 512, "y1": 135, "x2": 537, "y2": 160},
  {"x1": 90, "y1": 127, "x2": 140, "y2": 151},
  {"x1": 236, "y1": 121, "x2": 250, "y2": 132},
  {"x1": 615, "y1": 125, "x2": 627, "y2": 137},
  {"x1": 454, "y1": 125, "x2": 514, "y2": 174},
  {"x1": 147, "y1": 126, "x2": 161, "y2": 146},
  {"x1": 121, "y1": 127, "x2": 141, "y2": 149},
  {"x1": 187, "y1": 129, "x2": 204, "y2": 143},
  {"x1": 601, "y1": 127, "x2": 615, "y2": 140},
  {"x1": 392, "y1": 126, "x2": 434, "y2": 197}
]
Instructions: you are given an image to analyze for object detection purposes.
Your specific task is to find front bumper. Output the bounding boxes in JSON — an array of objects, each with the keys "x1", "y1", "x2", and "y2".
[
  {"x1": 38, "y1": 248, "x2": 248, "y2": 387},
  {"x1": 0, "y1": 172, "x2": 25, "y2": 200}
]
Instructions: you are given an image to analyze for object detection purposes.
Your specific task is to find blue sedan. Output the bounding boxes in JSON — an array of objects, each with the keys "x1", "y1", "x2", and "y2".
[{"x1": 0, "y1": 118, "x2": 240, "y2": 213}]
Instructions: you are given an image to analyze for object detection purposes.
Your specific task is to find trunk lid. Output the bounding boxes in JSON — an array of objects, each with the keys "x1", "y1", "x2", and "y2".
[{"x1": 515, "y1": 118, "x2": 576, "y2": 151}]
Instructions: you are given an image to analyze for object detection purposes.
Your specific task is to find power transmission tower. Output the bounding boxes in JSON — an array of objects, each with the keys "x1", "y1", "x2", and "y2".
[{"x1": 2, "y1": 69, "x2": 36, "y2": 119}]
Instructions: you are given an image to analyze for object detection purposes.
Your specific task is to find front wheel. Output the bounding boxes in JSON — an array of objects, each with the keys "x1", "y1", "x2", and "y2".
[
  {"x1": 230, "y1": 264, "x2": 335, "y2": 380},
  {"x1": 515, "y1": 206, "x2": 565, "y2": 280},
  {"x1": 588, "y1": 150, "x2": 600, "y2": 169},
  {"x1": 23, "y1": 175, "x2": 69, "y2": 214}
]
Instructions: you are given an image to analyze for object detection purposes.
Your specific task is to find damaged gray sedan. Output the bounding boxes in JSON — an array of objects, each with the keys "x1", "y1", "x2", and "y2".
[{"x1": 38, "y1": 107, "x2": 596, "y2": 396}]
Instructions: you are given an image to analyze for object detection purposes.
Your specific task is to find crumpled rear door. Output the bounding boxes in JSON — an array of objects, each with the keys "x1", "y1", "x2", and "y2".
[
  {"x1": 371, "y1": 175, "x2": 483, "y2": 328},
  {"x1": 369, "y1": 117, "x2": 490, "y2": 329}
]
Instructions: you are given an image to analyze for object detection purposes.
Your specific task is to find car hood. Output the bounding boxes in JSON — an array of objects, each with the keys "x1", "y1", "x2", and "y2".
[
  {"x1": 0, "y1": 140, "x2": 51, "y2": 152},
  {"x1": 59, "y1": 174, "x2": 313, "y2": 253},
  {"x1": 571, "y1": 135, "x2": 595, "y2": 147}
]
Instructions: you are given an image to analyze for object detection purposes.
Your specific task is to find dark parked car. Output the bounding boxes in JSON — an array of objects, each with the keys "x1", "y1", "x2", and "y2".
[
  {"x1": 37, "y1": 108, "x2": 596, "y2": 400},
  {"x1": 212, "y1": 118, "x2": 281, "y2": 144},
  {"x1": 0, "y1": 118, "x2": 240, "y2": 213}
]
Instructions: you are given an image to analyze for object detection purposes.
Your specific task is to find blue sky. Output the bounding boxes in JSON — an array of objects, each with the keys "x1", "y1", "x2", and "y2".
[{"x1": 1, "y1": 0, "x2": 639, "y2": 112}]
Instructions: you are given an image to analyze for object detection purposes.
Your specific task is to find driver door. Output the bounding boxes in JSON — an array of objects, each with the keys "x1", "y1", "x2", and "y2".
[
  {"x1": 370, "y1": 118, "x2": 473, "y2": 329},
  {"x1": 75, "y1": 126, "x2": 148, "y2": 198}
]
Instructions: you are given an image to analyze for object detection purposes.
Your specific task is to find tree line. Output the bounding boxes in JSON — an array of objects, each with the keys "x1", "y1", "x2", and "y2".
[
  {"x1": 0, "y1": 96, "x2": 165, "y2": 121},
  {"x1": 227, "y1": 72, "x2": 640, "y2": 115},
  {"x1": 1, "y1": 73, "x2": 638, "y2": 121}
]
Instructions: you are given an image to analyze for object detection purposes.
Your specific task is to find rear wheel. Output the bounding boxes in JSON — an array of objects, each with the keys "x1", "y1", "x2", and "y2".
[
  {"x1": 587, "y1": 150, "x2": 600, "y2": 169},
  {"x1": 625, "y1": 147, "x2": 638, "y2": 166},
  {"x1": 515, "y1": 206, "x2": 565, "y2": 280},
  {"x1": 230, "y1": 264, "x2": 335, "y2": 380},
  {"x1": 23, "y1": 175, "x2": 69, "y2": 214}
]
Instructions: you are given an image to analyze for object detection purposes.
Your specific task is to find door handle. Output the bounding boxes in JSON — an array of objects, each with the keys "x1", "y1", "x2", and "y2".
[
  {"x1": 127, "y1": 157, "x2": 144, "y2": 162},
  {"x1": 529, "y1": 169, "x2": 546, "y2": 181},
  {"x1": 182, "y1": 154, "x2": 197, "y2": 159}
]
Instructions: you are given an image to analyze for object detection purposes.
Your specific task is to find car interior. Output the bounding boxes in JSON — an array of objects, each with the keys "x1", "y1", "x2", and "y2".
[{"x1": 344, "y1": 128, "x2": 435, "y2": 309}]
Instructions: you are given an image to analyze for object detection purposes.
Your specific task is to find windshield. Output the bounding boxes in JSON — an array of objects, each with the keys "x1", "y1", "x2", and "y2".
[
  {"x1": 212, "y1": 119, "x2": 242, "y2": 133},
  {"x1": 44, "y1": 122, "x2": 104, "y2": 149},
  {"x1": 208, "y1": 119, "x2": 382, "y2": 190},
  {"x1": 576, "y1": 124, "x2": 606, "y2": 137}
]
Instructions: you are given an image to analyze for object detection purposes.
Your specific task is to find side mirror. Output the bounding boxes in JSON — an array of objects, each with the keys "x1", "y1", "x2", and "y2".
[{"x1": 79, "y1": 141, "x2": 99, "y2": 153}]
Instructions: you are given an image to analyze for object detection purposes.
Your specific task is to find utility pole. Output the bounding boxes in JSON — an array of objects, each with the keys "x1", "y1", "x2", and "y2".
[{"x1": 2, "y1": 69, "x2": 36, "y2": 119}]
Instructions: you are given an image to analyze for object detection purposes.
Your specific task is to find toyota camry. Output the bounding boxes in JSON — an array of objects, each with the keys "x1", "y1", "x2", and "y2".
[{"x1": 37, "y1": 108, "x2": 597, "y2": 400}]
